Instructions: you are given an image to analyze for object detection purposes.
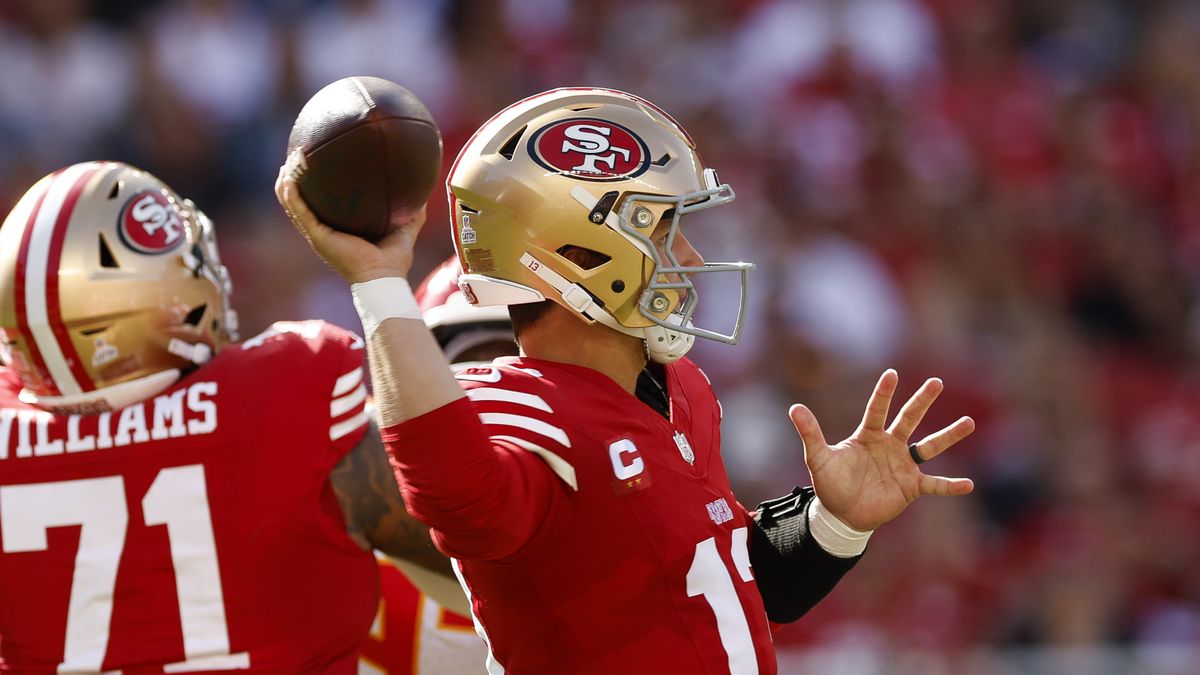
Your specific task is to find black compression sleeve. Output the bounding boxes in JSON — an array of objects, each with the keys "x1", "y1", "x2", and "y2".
[{"x1": 749, "y1": 486, "x2": 862, "y2": 623}]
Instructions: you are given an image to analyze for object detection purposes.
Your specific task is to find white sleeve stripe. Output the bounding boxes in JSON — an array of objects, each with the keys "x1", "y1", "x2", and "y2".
[
  {"x1": 331, "y1": 383, "x2": 367, "y2": 418},
  {"x1": 478, "y1": 412, "x2": 571, "y2": 448},
  {"x1": 466, "y1": 388, "x2": 552, "y2": 412},
  {"x1": 330, "y1": 409, "x2": 369, "y2": 441},
  {"x1": 333, "y1": 367, "x2": 364, "y2": 397},
  {"x1": 491, "y1": 434, "x2": 578, "y2": 491}
]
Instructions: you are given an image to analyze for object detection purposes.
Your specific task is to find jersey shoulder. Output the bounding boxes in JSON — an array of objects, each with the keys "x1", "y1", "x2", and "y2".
[
  {"x1": 453, "y1": 359, "x2": 580, "y2": 489},
  {"x1": 220, "y1": 320, "x2": 365, "y2": 390},
  {"x1": 218, "y1": 320, "x2": 369, "y2": 447},
  {"x1": 453, "y1": 359, "x2": 551, "y2": 393},
  {"x1": 233, "y1": 320, "x2": 364, "y2": 364},
  {"x1": 453, "y1": 359, "x2": 580, "y2": 422}
]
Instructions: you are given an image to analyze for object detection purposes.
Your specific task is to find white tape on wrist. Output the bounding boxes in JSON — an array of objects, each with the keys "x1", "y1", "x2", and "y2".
[
  {"x1": 351, "y1": 277, "x2": 423, "y2": 339},
  {"x1": 808, "y1": 496, "x2": 873, "y2": 558}
]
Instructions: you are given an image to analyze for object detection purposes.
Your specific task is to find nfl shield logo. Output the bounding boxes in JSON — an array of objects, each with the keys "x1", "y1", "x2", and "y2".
[
  {"x1": 674, "y1": 431, "x2": 694, "y2": 465},
  {"x1": 460, "y1": 213, "x2": 478, "y2": 244}
]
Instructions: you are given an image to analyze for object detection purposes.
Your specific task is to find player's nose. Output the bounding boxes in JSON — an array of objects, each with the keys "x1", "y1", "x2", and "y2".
[{"x1": 673, "y1": 232, "x2": 704, "y2": 269}]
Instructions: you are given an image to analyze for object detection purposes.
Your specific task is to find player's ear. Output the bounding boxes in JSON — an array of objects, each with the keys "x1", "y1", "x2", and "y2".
[{"x1": 557, "y1": 245, "x2": 610, "y2": 270}]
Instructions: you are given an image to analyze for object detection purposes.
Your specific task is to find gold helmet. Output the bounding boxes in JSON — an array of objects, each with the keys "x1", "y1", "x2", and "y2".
[
  {"x1": 0, "y1": 161, "x2": 237, "y2": 414},
  {"x1": 447, "y1": 87, "x2": 754, "y2": 364}
]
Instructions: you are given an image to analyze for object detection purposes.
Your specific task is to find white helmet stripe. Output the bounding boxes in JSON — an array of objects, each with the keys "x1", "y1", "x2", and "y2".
[{"x1": 22, "y1": 162, "x2": 103, "y2": 396}]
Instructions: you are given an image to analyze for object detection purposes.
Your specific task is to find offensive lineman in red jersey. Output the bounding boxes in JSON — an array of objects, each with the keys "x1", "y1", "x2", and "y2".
[
  {"x1": 279, "y1": 88, "x2": 977, "y2": 674},
  {"x1": 0, "y1": 162, "x2": 452, "y2": 673}
]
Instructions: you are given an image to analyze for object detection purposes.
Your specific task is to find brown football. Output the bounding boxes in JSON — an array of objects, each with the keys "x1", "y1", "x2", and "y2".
[{"x1": 286, "y1": 76, "x2": 443, "y2": 240}]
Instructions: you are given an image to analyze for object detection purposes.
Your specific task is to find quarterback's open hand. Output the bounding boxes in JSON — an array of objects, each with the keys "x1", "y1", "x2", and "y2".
[
  {"x1": 790, "y1": 369, "x2": 975, "y2": 532},
  {"x1": 275, "y1": 158, "x2": 425, "y2": 283}
]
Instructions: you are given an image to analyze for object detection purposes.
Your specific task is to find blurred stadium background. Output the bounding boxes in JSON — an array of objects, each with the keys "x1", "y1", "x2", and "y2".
[{"x1": 1, "y1": 0, "x2": 1198, "y2": 673}]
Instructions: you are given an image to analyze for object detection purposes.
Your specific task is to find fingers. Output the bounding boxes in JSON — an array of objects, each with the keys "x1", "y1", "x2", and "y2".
[
  {"x1": 888, "y1": 378, "x2": 943, "y2": 438},
  {"x1": 789, "y1": 404, "x2": 830, "y2": 469},
  {"x1": 275, "y1": 153, "x2": 329, "y2": 241},
  {"x1": 277, "y1": 180, "x2": 313, "y2": 233},
  {"x1": 910, "y1": 416, "x2": 975, "y2": 463},
  {"x1": 860, "y1": 369, "x2": 899, "y2": 431},
  {"x1": 388, "y1": 203, "x2": 428, "y2": 231},
  {"x1": 918, "y1": 474, "x2": 974, "y2": 497}
]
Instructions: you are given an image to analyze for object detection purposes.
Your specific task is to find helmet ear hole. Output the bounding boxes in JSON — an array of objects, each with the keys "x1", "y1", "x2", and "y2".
[
  {"x1": 183, "y1": 304, "x2": 207, "y2": 327},
  {"x1": 556, "y1": 245, "x2": 610, "y2": 270},
  {"x1": 98, "y1": 233, "x2": 120, "y2": 269}
]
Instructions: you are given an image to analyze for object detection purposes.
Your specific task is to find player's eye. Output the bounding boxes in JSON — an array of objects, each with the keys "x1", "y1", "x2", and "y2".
[{"x1": 650, "y1": 211, "x2": 676, "y2": 244}]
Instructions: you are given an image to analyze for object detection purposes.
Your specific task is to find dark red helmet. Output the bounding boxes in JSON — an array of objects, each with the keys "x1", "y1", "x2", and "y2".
[{"x1": 416, "y1": 256, "x2": 512, "y2": 363}]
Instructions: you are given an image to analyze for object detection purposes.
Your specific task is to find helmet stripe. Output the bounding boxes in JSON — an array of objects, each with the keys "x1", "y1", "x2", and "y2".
[
  {"x1": 45, "y1": 164, "x2": 104, "y2": 392},
  {"x1": 19, "y1": 163, "x2": 102, "y2": 397},
  {"x1": 13, "y1": 173, "x2": 60, "y2": 395}
]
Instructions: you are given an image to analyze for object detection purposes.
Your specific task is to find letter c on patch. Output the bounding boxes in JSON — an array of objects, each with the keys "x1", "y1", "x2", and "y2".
[{"x1": 608, "y1": 438, "x2": 644, "y2": 480}]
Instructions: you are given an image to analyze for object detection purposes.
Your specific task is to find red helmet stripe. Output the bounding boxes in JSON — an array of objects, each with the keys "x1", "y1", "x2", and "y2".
[
  {"x1": 45, "y1": 165, "x2": 104, "y2": 391},
  {"x1": 13, "y1": 173, "x2": 61, "y2": 396},
  {"x1": 16, "y1": 163, "x2": 102, "y2": 397}
]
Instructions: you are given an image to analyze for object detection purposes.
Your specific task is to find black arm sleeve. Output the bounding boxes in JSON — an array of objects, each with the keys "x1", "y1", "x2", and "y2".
[{"x1": 749, "y1": 486, "x2": 863, "y2": 623}]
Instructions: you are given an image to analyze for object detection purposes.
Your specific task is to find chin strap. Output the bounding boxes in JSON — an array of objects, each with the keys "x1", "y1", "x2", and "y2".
[
  {"x1": 518, "y1": 252, "x2": 640, "y2": 338},
  {"x1": 21, "y1": 369, "x2": 182, "y2": 414},
  {"x1": 518, "y1": 252, "x2": 689, "y2": 363},
  {"x1": 167, "y1": 338, "x2": 213, "y2": 365}
]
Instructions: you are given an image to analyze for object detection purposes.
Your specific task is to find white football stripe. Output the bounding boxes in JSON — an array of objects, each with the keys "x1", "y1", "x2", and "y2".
[
  {"x1": 329, "y1": 409, "x2": 369, "y2": 441},
  {"x1": 330, "y1": 383, "x2": 367, "y2": 418},
  {"x1": 491, "y1": 434, "x2": 577, "y2": 491},
  {"x1": 25, "y1": 163, "x2": 98, "y2": 396},
  {"x1": 731, "y1": 526, "x2": 754, "y2": 583},
  {"x1": 332, "y1": 367, "x2": 363, "y2": 397},
  {"x1": 451, "y1": 558, "x2": 506, "y2": 675},
  {"x1": 478, "y1": 412, "x2": 570, "y2": 448},
  {"x1": 466, "y1": 388, "x2": 552, "y2": 412}
]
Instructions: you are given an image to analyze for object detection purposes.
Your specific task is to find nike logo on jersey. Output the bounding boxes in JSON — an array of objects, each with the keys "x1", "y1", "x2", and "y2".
[{"x1": 456, "y1": 367, "x2": 502, "y2": 383}]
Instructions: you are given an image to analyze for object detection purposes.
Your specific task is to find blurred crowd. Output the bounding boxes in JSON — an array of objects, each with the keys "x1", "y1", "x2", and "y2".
[{"x1": 1, "y1": 0, "x2": 1198, "y2": 669}]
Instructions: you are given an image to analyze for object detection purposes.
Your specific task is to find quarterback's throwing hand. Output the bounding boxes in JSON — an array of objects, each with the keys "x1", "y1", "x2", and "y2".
[
  {"x1": 790, "y1": 369, "x2": 975, "y2": 532},
  {"x1": 275, "y1": 160, "x2": 425, "y2": 283}
]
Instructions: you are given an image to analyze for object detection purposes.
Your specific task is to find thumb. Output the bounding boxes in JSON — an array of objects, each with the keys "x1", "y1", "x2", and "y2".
[{"x1": 789, "y1": 404, "x2": 830, "y2": 467}]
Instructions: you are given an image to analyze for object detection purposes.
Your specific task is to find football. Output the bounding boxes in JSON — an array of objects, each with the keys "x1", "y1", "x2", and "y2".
[{"x1": 285, "y1": 76, "x2": 443, "y2": 240}]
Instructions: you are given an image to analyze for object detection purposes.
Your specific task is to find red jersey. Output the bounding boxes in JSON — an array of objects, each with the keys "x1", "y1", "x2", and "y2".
[
  {"x1": 358, "y1": 557, "x2": 483, "y2": 675},
  {"x1": 0, "y1": 320, "x2": 376, "y2": 674},
  {"x1": 385, "y1": 357, "x2": 775, "y2": 674}
]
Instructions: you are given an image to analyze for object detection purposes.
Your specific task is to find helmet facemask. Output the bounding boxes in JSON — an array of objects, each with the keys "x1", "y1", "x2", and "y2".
[{"x1": 567, "y1": 167, "x2": 753, "y2": 361}]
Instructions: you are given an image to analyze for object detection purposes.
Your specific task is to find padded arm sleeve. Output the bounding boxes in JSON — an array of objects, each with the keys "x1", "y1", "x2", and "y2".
[{"x1": 748, "y1": 486, "x2": 863, "y2": 623}]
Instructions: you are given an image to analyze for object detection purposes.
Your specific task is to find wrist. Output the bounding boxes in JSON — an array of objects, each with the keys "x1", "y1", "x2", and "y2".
[
  {"x1": 345, "y1": 266, "x2": 411, "y2": 285},
  {"x1": 351, "y1": 277, "x2": 423, "y2": 338},
  {"x1": 808, "y1": 496, "x2": 873, "y2": 558}
]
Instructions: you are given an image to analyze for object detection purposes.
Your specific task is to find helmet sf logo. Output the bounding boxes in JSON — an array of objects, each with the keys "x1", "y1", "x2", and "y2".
[
  {"x1": 119, "y1": 190, "x2": 185, "y2": 254},
  {"x1": 529, "y1": 118, "x2": 650, "y2": 182}
]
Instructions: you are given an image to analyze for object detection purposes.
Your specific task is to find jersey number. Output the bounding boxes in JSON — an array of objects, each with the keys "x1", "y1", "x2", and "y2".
[
  {"x1": 686, "y1": 526, "x2": 759, "y2": 675},
  {"x1": 0, "y1": 465, "x2": 249, "y2": 672}
]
